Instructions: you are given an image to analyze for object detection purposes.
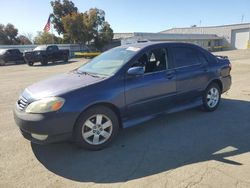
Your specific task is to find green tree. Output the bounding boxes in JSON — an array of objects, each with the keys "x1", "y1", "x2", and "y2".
[
  {"x1": 0, "y1": 23, "x2": 19, "y2": 44},
  {"x1": 94, "y1": 21, "x2": 114, "y2": 50},
  {"x1": 0, "y1": 24, "x2": 8, "y2": 45},
  {"x1": 0, "y1": 23, "x2": 35, "y2": 45},
  {"x1": 34, "y1": 32, "x2": 63, "y2": 44},
  {"x1": 50, "y1": 0, "x2": 78, "y2": 35},
  {"x1": 22, "y1": 33, "x2": 34, "y2": 44},
  {"x1": 62, "y1": 12, "x2": 86, "y2": 43},
  {"x1": 83, "y1": 8, "x2": 113, "y2": 50},
  {"x1": 17, "y1": 35, "x2": 32, "y2": 45},
  {"x1": 4, "y1": 23, "x2": 18, "y2": 44}
]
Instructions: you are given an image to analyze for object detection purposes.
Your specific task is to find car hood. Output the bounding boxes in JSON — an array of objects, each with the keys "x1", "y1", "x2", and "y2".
[{"x1": 24, "y1": 71, "x2": 106, "y2": 100}]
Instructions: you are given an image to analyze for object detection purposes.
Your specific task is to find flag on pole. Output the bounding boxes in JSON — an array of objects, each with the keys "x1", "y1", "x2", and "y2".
[{"x1": 43, "y1": 15, "x2": 51, "y2": 32}]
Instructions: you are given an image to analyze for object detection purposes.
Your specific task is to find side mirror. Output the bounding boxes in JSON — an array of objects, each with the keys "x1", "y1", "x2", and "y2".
[{"x1": 127, "y1": 66, "x2": 144, "y2": 76}]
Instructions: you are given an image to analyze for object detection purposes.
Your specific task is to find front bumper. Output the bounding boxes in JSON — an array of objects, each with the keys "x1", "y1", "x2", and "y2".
[{"x1": 13, "y1": 107, "x2": 78, "y2": 144}]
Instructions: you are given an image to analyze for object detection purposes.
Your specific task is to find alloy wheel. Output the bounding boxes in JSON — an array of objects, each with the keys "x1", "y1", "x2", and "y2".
[
  {"x1": 82, "y1": 114, "x2": 113, "y2": 145},
  {"x1": 206, "y1": 87, "x2": 219, "y2": 108}
]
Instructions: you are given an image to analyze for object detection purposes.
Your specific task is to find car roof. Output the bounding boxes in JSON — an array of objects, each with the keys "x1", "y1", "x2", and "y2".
[{"x1": 119, "y1": 41, "x2": 200, "y2": 49}]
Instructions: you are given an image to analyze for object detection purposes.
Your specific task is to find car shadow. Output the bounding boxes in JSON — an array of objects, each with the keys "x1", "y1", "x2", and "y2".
[
  {"x1": 0, "y1": 61, "x2": 26, "y2": 66},
  {"x1": 31, "y1": 98, "x2": 250, "y2": 183}
]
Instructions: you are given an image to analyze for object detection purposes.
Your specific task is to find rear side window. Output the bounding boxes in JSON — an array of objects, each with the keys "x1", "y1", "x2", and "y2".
[
  {"x1": 12, "y1": 50, "x2": 20, "y2": 54},
  {"x1": 47, "y1": 46, "x2": 53, "y2": 51},
  {"x1": 197, "y1": 52, "x2": 209, "y2": 64},
  {"x1": 172, "y1": 47, "x2": 201, "y2": 68},
  {"x1": 8, "y1": 50, "x2": 16, "y2": 55}
]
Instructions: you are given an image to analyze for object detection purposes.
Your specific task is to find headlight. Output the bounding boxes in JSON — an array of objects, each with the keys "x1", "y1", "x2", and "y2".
[{"x1": 25, "y1": 97, "x2": 65, "y2": 113}]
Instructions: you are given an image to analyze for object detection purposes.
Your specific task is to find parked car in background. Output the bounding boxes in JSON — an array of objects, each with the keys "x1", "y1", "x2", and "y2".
[
  {"x1": 14, "y1": 42, "x2": 232, "y2": 150},
  {"x1": 23, "y1": 45, "x2": 69, "y2": 66},
  {"x1": 0, "y1": 49, "x2": 24, "y2": 65}
]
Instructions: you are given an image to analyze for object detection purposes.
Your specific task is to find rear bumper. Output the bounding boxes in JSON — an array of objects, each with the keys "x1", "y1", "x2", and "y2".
[
  {"x1": 221, "y1": 75, "x2": 232, "y2": 93},
  {"x1": 13, "y1": 107, "x2": 78, "y2": 144}
]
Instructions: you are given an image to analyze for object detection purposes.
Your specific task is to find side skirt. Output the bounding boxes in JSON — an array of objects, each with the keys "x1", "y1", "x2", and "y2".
[{"x1": 122, "y1": 97, "x2": 203, "y2": 128}]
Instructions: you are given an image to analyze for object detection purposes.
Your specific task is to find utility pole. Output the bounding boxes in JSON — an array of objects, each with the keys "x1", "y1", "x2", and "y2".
[{"x1": 241, "y1": 14, "x2": 245, "y2": 23}]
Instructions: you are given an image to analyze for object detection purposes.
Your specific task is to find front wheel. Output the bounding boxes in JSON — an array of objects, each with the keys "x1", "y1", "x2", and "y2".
[
  {"x1": 74, "y1": 106, "x2": 119, "y2": 150},
  {"x1": 202, "y1": 83, "x2": 221, "y2": 112}
]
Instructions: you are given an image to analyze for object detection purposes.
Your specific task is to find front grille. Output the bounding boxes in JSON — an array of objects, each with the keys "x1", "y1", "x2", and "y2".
[{"x1": 17, "y1": 96, "x2": 29, "y2": 111}]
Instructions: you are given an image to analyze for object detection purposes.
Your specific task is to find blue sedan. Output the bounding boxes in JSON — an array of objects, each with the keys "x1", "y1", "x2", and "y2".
[{"x1": 14, "y1": 42, "x2": 232, "y2": 150}]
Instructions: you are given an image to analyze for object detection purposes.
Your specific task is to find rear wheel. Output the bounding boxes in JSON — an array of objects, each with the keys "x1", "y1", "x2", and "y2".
[
  {"x1": 41, "y1": 58, "x2": 48, "y2": 66},
  {"x1": 74, "y1": 106, "x2": 119, "y2": 150},
  {"x1": 202, "y1": 83, "x2": 221, "y2": 112},
  {"x1": 27, "y1": 61, "x2": 34, "y2": 66},
  {"x1": 0, "y1": 59, "x2": 6, "y2": 66},
  {"x1": 63, "y1": 55, "x2": 68, "y2": 63}
]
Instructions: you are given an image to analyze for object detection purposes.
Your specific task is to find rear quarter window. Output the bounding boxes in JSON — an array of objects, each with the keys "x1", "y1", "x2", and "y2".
[
  {"x1": 172, "y1": 47, "x2": 201, "y2": 68},
  {"x1": 12, "y1": 49, "x2": 20, "y2": 54}
]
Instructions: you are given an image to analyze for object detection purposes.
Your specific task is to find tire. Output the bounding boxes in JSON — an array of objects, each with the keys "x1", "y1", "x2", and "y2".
[
  {"x1": 27, "y1": 61, "x2": 34, "y2": 66},
  {"x1": 202, "y1": 83, "x2": 221, "y2": 112},
  {"x1": 0, "y1": 59, "x2": 6, "y2": 66},
  {"x1": 74, "y1": 106, "x2": 119, "y2": 150},
  {"x1": 41, "y1": 58, "x2": 48, "y2": 66},
  {"x1": 63, "y1": 55, "x2": 68, "y2": 63}
]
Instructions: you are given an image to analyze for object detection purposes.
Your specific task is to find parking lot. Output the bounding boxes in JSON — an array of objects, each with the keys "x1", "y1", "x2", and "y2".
[{"x1": 0, "y1": 50, "x2": 250, "y2": 188}]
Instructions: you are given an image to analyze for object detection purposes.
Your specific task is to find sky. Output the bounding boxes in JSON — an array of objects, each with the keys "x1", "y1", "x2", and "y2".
[{"x1": 0, "y1": 0, "x2": 250, "y2": 37}]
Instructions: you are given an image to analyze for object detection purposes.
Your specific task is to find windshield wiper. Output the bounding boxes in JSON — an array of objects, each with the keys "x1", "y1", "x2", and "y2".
[
  {"x1": 76, "y1": 70, "x2": 102, "y2": 78},
  {"x1": 85, "y1": 72, "x2": 101, "y2": 78}
]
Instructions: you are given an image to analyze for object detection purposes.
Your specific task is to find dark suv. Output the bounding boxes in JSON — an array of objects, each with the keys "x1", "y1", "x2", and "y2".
[
  {"x1": 0, "y1": 49, "x2": 24, "y2": 65},
  {"x1": 24, "y1": 45, "x2": 69, "y2": 66},
  {"x1": 14, "y1": 42, "x2": 232, "y2": 150}
]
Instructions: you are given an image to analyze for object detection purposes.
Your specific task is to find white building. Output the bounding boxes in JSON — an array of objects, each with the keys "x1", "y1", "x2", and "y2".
[
  {"x1": 114, "y1": 32, "x2": 222, "y2": 51},
  {"x1": 161, "y1": 23, "x2": 250, "y2": 50},
  {"x1": 113, "y1": 23, "x2": 250, "y2": 51}
]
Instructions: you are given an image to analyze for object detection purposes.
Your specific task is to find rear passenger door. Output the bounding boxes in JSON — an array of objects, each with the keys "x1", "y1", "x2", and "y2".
[
  {"x1": 7, "y1": 50, "x2": 17, "y2": 62},
  {"x1": 170, "y1": 45, "x2": 209, "y2": 102},
  {"x1": 4, "y1": 50, "x2": 12, "y2": 61},
  {"x1": 12, "y1": 50, "x2": 22, "y2": 61}
]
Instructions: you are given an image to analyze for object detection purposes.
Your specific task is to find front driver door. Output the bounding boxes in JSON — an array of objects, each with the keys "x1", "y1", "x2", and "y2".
[{"x1": 125, "y1": 47, "x2": 176, "y2": 119}]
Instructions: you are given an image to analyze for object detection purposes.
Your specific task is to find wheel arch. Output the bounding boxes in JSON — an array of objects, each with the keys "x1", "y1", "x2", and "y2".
[
  {"x1": 73, "y1": 102, "x2": 123, "y2": 132},
  {"x1": 207, "y1": 79, "x2": 223, "y2": 92}
]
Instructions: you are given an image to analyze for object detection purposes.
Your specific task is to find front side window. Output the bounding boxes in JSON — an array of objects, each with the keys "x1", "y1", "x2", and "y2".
[
  {"x1": 172, "y1": 47, "x2": 201, "y2": 68},
  {"x1": 133, "y1": 48, "x2": 168, "y2": 74}
]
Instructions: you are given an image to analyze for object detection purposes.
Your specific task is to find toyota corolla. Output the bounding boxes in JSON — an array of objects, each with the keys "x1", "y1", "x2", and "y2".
[{"x1": 14, "y1": 42, "x2": 231, "y2": 150}]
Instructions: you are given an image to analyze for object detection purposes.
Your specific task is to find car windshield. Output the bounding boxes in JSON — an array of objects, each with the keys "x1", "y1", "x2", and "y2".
[
  {"x1": 33, "y1": 46, "x2": 46, "y2": 51},
  {"x1": 0, "y1": 49, "x2": 7, "y2": 55},
  {"x1": 77, "y1": 47, "x2": 140, "y2": 76}
]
